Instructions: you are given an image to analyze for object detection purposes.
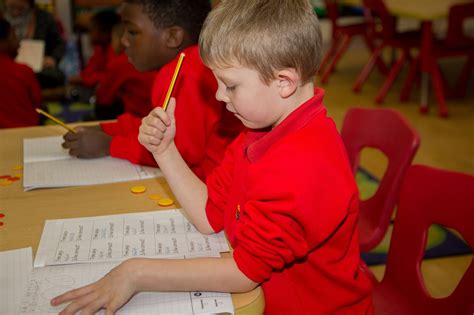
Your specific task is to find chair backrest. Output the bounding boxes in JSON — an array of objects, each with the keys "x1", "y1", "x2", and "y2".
[
  {"x1": 341, "y1": 107, "x2": 420, "y2": 252},
  {"x1": 362, "y1": 0, "x2": 397, "y2": 39},
  {"x1": 380, "y1": 165, "x2": 474, "y2": 314},
  {"x1": 445, "y1": 2, "x2": 474, "y2": 49}
]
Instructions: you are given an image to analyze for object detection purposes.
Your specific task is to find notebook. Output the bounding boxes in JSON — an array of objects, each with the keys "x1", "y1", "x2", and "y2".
[{"x1": 23, "y1": 136, "x2": 162, "y2": 191}]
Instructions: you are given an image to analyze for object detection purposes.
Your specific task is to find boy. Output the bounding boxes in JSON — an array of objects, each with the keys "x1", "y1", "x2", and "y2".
[
  {"x1": 0, "y1": 17, "x2": 41, "y2": 128},
  {"x1": 52, "y1": 1, "x2": 373, "y2": 314},
  {"x1": 68, "y1": 10, "x2": 120, "y2": 87},
  {"x1": 94, "y1": 22, "x2": 156, "y2": 119},
  {"x1": 62, "y1": 0, "x2": 241, "y2": 180}
]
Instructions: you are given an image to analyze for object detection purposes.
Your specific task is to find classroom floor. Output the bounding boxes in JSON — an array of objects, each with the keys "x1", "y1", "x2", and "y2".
[{"x1": 318, "y1": 19, "x2": 473, "y2": 298}]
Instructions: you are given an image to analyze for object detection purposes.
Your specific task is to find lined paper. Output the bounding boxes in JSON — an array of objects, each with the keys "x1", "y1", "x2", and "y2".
[
  {"x1": 0, "y1": 248, "x2": 33, "y2": 315},
  {"x1": 23, "y1": 136, "x2": 162, "y2": 190}
]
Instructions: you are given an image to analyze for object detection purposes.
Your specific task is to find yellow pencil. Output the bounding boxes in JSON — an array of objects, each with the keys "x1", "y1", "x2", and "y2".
[
  {"x1": 35, "y1": 108, "x2": 76, "y2": 133},
  {"x1": 162, "y1": 52, "x2": 186, "y2": 111}
]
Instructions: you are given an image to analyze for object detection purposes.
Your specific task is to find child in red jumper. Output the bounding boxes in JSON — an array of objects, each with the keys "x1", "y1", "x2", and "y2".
[
  {"x1": 0, "y1": 17, "x2": 41, "y2": 128},
  {"x1": 62, "y1": 0, "x2": 241, "y2": 181},
  {"x1": 68, "y1": 10, "x2": 120, "y2": 88},
  {"x1": 52, "y1": 1, "x2": 373, "y2": 314},
  {"x1": 94, "y1": 22, "x2": 156, "y2": 119}
]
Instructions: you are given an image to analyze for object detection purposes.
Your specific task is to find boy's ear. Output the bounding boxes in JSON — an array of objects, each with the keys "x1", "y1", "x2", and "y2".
[
  {"x1": 276, "y1": 68, "x2": 299, "y2": 98},
  {"x1": 164, "y1": 26, "x2": 186, "y2": 49}
]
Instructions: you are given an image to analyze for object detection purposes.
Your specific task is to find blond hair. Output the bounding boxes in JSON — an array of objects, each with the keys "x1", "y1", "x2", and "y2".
[{"x1": 199, "y1": 0, "x2": 322, "y2": 84}]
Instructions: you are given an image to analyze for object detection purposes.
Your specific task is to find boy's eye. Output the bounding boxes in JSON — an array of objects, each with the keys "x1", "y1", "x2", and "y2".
[{"x1": 226, "y1": 85, "x2": 236, "y2": 92}]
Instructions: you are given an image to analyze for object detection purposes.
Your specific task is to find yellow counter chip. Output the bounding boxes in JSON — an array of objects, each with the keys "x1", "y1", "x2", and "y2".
[
  {"x1": 130, "y1": 185, "x2": 147, "y2": 194},
  {"x1": 158, "y1": 198, "x2": 174, "y2": 207}
]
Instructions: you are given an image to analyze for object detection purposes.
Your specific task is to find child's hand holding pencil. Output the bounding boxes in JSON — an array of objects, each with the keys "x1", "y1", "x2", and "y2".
[{"x1": 139, "y1": 97, "x2": 177, "y2": 155}]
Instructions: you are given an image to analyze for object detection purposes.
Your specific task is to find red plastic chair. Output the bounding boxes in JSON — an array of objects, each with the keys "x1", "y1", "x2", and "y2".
[
  {"x1": 319, "y1": 0, "x2": 388, "y2": 84},
  {"x1": 401, "y1": 2, "x2": 474, "y2": 117},
  {"x1": 369, "y1": 164, "x2": 474, "y2": 315},
  {"x1": 340, "y1": 107, "x2": 420, "y2": 253},
  {"x1": 352, "y1": 0, "x2": 421, "y2": 104}
]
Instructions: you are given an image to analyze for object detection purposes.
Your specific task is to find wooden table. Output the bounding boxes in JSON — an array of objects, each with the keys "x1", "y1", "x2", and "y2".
[
  {"x1": 0, "y1": 124, "x2": 264, "y2": 315},
  {"x1": 342, "y1": 0, "x2": 470, "y2": 113}
]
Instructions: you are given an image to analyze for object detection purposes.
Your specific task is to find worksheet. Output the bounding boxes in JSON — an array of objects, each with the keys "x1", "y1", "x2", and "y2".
[
  {"x1": 0, "y1": 248, "x2": 32, "y2": 315},
  {"x1": 23, "y1": 136, "x2": 162, "y2": 191},
  {"x1": 19, "y1": 258, "x2": 234, "y2": 315},
  {"x1": 35, "y1": 209, "x2": 230, "y2": 267}
]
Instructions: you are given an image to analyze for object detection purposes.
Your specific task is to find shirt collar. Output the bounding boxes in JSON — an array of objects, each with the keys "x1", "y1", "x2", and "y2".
[{"x1": 245, "y1": 88, "x2": 326, "y2": 163}]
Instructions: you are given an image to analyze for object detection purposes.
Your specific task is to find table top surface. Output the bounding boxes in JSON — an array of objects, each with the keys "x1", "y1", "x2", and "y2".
[
  {"x1": 342, "y1": 0, "x2": 471, "y2": 20},
  {"x1": 0, "y1": 124, "x2": 263, "y2": 313}
]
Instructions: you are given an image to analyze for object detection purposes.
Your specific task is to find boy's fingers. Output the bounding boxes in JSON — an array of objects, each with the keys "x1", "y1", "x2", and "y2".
[
  {"x1": 166, "y1": 98, "x2": 177, "y2": 121},
  {"x1": 52, "y1": 284, "x2": 94, "y2": 306},
  {"x1": 62, "y1": 140, "x2": 78, "y2": 150},
  {"x1": 150, "y1": 106, "x2": 171, "y2": 126},
  {"x1": 63, "y1": 131, "x2": 79, "y2": 141},
  {"x1": 58, "y1": 292, "x2": 98, "y2": 315}
]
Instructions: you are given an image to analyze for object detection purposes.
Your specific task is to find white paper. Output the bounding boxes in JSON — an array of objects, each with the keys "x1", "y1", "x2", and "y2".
[
  {"x1": 15, "y1": 39, "x2": 45, "y2": 72},
  {"x1": 35, "y1": 209, "x2": 230, "y2": 268},
  {"x1": 19, "y1": 259, "x2": 234, "y2": 315},
  {"x1": 0, "y1": 247, "x2": 33, "y2": 315},
  {"x1": 23, "y1": 136, "x2": 162, "y2": 190}
]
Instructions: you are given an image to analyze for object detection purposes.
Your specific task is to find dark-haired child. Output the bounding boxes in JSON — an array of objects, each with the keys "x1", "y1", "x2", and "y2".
[
  {"x1": 62, "y1": 0, "x2": 241, "y2": 181},
  {"x1": 93, "y1": 22, "x2": 156, "y2": 119},
  {"x1": 0, "y1": 17, "x2": 41, "y2": 128},
  {"x1": 68, "y1": 10, "x2": 121, "y2": 87}
]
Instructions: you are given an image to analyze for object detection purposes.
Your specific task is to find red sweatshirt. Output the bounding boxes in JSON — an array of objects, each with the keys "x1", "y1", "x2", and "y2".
[
  {"x1": 0, "y1": 54, "x2": 41, "y2": 128},
  {"x1": 80, "y1": 44, "x2": 117, "y2": 87},
  {"x1": 95, "y1": 53, "x2": 156, "y2": 117},
  {"x1": 206, "y1": 89, "x2": 374, "y2": 314},
  {"x1": 101, "y1": 45, "x2": 242, "y2": 180}
]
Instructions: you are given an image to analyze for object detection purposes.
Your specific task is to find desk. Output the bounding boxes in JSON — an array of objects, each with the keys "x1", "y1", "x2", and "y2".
[
  {"x1": 0, "y1": 125, "x2": 264, "y2": 315},
  {"x1": 342, "y1": 0, "x2": 470, "y2": 113}
]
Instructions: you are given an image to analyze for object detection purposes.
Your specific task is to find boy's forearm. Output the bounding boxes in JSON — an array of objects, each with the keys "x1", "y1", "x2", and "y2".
[
  {"x1": 153, "y1": 143, "x2": 213, "y2": 233},
  {"x1": 132, "y1": 256, "x2": 258, "y2": 293}
]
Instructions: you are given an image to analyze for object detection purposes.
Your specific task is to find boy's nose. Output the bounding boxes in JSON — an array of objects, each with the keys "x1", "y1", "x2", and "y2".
[
  {"x1": 120, "y1": 33, "x2": 130, "y2": 48},
  {"x1": 215, "y1": 88, "x2": 229, "y2": 103}
]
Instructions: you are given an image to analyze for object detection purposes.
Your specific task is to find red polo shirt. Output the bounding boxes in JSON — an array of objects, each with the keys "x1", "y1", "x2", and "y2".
[
  {"x1": 95, "y1": 53, "x2": 156, "y2": 117},
  {"x1": 206, "y1": 88, "x2": 373, "y2": 314},
  {"x1": 80, "y1": 44, "x2": 117, "y2": 87},
  {"x1": 0, "y1": 54, "x2": 41, "y2": 128},
  {"x1": 100, "y1": 45, "x2": 242, "y2": 180}
]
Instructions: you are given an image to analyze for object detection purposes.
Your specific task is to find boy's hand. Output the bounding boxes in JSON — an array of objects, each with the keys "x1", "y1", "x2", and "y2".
[
  {"x1": 51, "y1": 259, "x2": 138, "y2": 315},
  {"x1": 62, "y1": 126, "x2": 112, "y2": 159},
  {"x1": 138, "y1": 97, "x2": 177, "y2": 156}
]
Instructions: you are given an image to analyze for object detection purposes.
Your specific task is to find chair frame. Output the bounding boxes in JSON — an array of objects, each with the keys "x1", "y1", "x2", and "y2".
[
  {"x1": 341, "y1": 107, "x2": 420, "y2": 253},
  {"x1": 370, "y1": 164, "x2": 474, "y2": 314}
]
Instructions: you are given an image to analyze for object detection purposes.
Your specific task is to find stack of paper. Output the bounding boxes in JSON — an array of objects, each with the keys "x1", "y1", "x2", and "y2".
[
  {"x1": 1, "y1": 210, "x2": 234, "y2": 314},
  {"x1": 23, "y1": 136, "x2": 162, "y2": 191}
]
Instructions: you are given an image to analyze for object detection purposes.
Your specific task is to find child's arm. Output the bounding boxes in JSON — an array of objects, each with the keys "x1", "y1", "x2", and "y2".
[
  {"x1": 139, "y1": 98, "x2": 213, "y2": 233},
  {"x1": 52, "y1": 257, "x2": 258, "y2": 315}
]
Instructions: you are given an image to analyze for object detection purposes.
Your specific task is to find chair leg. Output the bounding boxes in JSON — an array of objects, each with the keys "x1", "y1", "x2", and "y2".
[
  {"x1": 362, "y1": 34, "x2": 389, "y2": 75},
  {"x1": 375, "y1": 50, "x2": 407, "y2": 104},
  {"x1": 353, "y1": 45, "x2": 385, "y2": 93},
  {"x1": 321, "y1": 34, "x2": 351, "y2": 84},
  {"x1": 432, "y1": 64, "x2": 449, "y2": 117},
  {"x1": 320, "y1": 34, "x2": 340, "y2": 74},
  {"x1": 453, "y1": 56, "x2": 474, "y2": 97},
  {"x1": 400, "y1": 56, "x2": 420, "y2": 102}
]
